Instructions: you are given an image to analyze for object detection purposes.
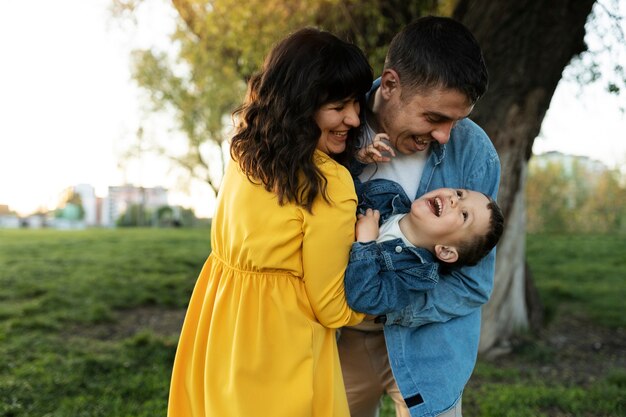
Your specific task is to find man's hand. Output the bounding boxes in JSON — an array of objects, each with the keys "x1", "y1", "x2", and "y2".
[
  {"x1": 356, "y1": 208, "x2": 380, "y2": 242},
  {"x1": 356, "y1": 133, "x2": 396, "y2": 163}
]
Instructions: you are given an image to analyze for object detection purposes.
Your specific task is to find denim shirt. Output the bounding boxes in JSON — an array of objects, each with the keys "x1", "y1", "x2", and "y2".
[{"x1": 345, "y1": 79, "x2": 501, "y2": 417}]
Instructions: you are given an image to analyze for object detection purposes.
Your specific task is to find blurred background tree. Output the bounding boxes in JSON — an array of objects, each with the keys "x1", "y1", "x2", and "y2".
[
  {"x1": 111, "y1": 0, "x2": 625, "y2": 356},
  {"x1": 55, "y1": 189, "x2": 85, "y2": 220},
  {"x1": 112, "y1": 0, "x2": 446, "y2": 195},
  {"x1": 526, "y1": 154, "x2": 626, "y2": 234}
]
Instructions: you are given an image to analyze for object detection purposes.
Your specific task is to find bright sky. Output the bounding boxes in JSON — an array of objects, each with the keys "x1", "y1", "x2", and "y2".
[{"x1": 1, "y1": 1, "x2": 625, "y2": 217}]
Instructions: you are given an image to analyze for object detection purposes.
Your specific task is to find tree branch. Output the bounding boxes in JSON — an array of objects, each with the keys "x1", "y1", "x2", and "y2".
[{"x1": 171, "y1": 0, "x2": 207, "y2": 40}]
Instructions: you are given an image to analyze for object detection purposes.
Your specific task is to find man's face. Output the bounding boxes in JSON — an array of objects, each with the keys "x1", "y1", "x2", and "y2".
[{"x1": 377, "y1": 72, "x2": 474, "y2": 155}]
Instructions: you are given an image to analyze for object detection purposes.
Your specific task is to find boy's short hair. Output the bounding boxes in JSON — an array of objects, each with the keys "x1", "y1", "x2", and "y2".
[{"x1": 453, "y1": 196, "x2": 504, "y2": 267}]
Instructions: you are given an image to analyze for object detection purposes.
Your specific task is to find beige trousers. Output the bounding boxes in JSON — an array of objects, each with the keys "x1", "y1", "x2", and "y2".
[{"x1": 338, "y1": 328, "x2": 463, "y2": 417}]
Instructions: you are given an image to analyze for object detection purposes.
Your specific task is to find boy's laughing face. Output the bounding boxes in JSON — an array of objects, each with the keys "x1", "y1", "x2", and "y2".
[{"x1": 408, "y1": 188, "x2": 491, "y2": 247}]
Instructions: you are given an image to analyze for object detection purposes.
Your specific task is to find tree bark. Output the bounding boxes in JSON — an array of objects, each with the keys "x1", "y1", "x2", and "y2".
[{"x1": 454, "y1": 0, "x2": 596, "y2": 355}]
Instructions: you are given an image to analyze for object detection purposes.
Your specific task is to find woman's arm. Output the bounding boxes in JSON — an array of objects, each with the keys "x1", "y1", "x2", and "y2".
[{"x1": 301, "y1": 161, "x2": 365, "y2": 328}]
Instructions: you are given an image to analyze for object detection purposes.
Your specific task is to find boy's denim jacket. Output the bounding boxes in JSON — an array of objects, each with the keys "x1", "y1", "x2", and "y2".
[
  {"x1": 345, "y1": 179, "x2": 441, "y2": 314},
  {"x1": 344, "y1": 90, "x2": 501, "y2": 417}
]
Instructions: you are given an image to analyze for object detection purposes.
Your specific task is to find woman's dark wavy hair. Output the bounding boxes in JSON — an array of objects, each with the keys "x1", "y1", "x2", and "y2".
[{"x1": 230, "y1": 27, "x2": 373, "y2": 212}]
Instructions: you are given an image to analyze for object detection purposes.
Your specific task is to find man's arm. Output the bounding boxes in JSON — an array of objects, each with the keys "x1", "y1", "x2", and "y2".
[{"x1": 384, "y1": 251, "x2": 495, "y2": 326}]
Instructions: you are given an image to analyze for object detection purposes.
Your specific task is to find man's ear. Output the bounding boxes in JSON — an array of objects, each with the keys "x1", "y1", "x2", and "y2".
[
  {"x1": 380, "y1": 69, "x2": 400, "y2": 99},
  {"x1": 434, "y1": 245, "x2": 459, "y2": 264}
]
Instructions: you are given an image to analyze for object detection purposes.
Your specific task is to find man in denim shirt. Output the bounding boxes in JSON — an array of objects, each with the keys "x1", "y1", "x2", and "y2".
[{"x1": 337, "y1": 16, "x2": 501, "y2": 417}]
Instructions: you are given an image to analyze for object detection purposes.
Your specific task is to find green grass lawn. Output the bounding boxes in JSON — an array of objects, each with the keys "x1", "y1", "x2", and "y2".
[
  {"x1": 1, "y1": 229, "x2": 624, "y2": 416},
  {"x1": 526, "y1": 233, "x2": 626, "y2": 328},
  {"x1": 0, "y1": 228, "x2": 210, "y2": 417}
]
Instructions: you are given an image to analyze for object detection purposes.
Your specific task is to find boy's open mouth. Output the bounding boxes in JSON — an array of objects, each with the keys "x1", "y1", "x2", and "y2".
[{"x1": 429, "y1": 197, "x2": 443, "y2": 217}]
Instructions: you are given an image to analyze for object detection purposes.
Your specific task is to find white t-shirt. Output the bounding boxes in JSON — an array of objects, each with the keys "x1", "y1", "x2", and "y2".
[
  {"x1": 358, "y1": 124, "x2": 428, "y2": 200},
  {"x1": 377, "y1": 214, "x2": 415, "y2": 247}
]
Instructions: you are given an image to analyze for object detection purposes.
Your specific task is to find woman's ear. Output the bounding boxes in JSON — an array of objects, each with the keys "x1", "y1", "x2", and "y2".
[
  {"x1": 380, "y1": 69, "x2": 400, "y2": 99},
  {"x1": 434, "y1": 245, "x2": 459, "y2": 264}
]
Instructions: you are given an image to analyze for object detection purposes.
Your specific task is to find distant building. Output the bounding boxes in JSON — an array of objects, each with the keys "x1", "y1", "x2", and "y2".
[
  {"x1": 533, "y1": 151, "x2": 608, "y2": 176},
  {"x1": 0, "y1": 204, "x2": 20, "y2": 228},
  {"x1": 0, "y1": 184, "x2": 182, "y2": 229},
  {"x1": 101, "y1": 185, "x2": 168, "y2": 227},
  {"x1": 74, "y1": 184, "x2": 98, "y2": 226},
  {"x1": 0, "y1": 214, "x2": 20, "y2": 228},
  {"x1": 23, "y1": 214, "x2": 47, "y2": 229}
]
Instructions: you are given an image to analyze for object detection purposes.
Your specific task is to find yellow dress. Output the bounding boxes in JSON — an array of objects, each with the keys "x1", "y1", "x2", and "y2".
[{"x1": 168, "y1": 150, "x2": 365, "y2": 417}]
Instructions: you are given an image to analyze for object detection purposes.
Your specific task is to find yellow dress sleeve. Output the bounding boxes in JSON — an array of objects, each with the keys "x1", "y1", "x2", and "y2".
[{"x1": 301, "y1": 157, "x2": 365, "y2": 328}]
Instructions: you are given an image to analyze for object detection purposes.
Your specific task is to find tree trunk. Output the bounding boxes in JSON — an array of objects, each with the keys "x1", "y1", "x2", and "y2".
[{"x1": 454, "y1": 0, "x2": 597, "y2": 356}]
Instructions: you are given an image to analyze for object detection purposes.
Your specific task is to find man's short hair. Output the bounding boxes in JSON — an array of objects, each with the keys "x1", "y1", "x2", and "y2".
[{"x1": 385, "y1": 16, "x2": 488, "y2": 103}]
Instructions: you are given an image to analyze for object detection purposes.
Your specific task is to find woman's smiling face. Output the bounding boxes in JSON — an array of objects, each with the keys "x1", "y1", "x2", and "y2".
[{"x1": 314, "y1": 97, "x2": 361, "y2": 155}]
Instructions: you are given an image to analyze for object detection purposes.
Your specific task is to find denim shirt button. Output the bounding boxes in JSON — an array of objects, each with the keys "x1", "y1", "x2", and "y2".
[{"x1": 395, "y1": 245, "x2": 402, "y2": 253}]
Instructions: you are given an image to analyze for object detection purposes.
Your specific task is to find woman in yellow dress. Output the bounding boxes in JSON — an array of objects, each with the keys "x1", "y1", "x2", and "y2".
[{"x1": 167, "y1": 28, "x2": 372, "y2": 417}]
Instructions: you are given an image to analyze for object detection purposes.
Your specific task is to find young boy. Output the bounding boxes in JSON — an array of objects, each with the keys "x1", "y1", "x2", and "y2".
[{"x1": 344, "y1": 178, "x2": 504, "y2": 318}]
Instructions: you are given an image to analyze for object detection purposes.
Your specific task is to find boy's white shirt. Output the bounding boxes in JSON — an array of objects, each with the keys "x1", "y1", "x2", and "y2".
[{"x1": 377, "y1": 214, "x2": 415, "y2": 247}]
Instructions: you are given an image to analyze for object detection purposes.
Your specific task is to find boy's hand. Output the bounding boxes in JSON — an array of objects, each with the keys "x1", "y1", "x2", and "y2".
[
  {"x1": 356, "y1": 208, "x2": 380, "y2": 242},
  {"x1": 356, "y1": 133, "x2": 396, "y2": 163}
]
